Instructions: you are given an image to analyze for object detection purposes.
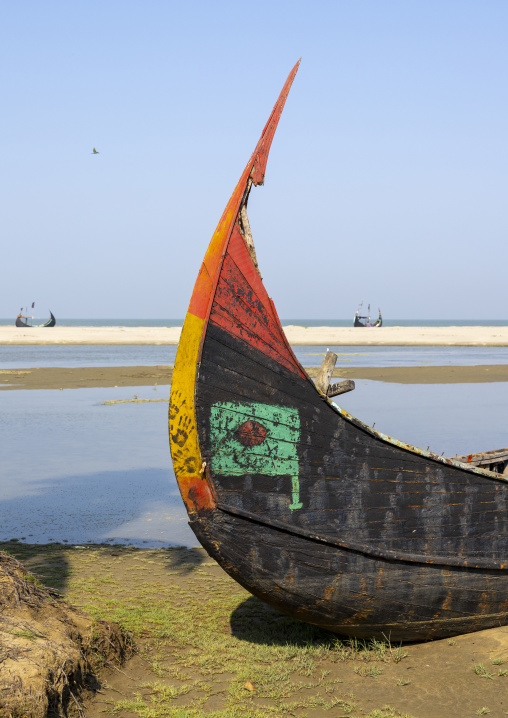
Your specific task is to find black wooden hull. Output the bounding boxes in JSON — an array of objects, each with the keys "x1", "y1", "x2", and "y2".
[
  {"x1": 191, "y1": 512, "x2": 508, "y2": 641},
  {"x1": 44, "y1": 311, "x2": 56, "y2": 327}
]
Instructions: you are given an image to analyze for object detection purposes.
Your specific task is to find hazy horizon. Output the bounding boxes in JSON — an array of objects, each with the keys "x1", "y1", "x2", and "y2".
[{"x1": 3, "y1": 316, "x2": 508, "y2": 326}]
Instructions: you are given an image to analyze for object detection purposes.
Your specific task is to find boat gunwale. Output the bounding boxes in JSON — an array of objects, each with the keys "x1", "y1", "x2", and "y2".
[
  {"x1": 327, "y1": 396, "x2": 508, "y2": 483},
  {"x1": 213, "y1": 501, "x2": 508, "y2": 570}
]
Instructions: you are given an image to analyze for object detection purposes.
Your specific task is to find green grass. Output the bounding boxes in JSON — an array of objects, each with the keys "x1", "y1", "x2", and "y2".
[
  {"x1": 7, "y1": 629, "x2": 40, "y2": 641},
  {"x1": 473, "y1": 664, "x2": 494, "y2": 679},
  {"x1": 1, "y1": 543, "x2": 415, "y2": 718}
]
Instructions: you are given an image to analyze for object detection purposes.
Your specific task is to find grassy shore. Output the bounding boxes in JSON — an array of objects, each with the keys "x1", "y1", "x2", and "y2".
[{"x1": 2, "y1": 542, "x2": 508, "y2": 718}]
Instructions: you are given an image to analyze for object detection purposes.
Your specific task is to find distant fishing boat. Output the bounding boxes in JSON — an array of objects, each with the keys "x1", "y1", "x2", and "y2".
[
  {"x1": 16, "y1": 304, "x2": 56, "y2": 327},
  {"x1": 169, "y1": 61, "x2": 508, "y2": 642},
  {"x1": 354, "y1": 302, "x2": 382, "y2": 327}
]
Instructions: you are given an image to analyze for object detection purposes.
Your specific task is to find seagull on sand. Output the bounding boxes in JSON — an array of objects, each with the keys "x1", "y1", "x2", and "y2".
[{"x1": 91, "y1": 148, "x2": 99, "y2": 154}]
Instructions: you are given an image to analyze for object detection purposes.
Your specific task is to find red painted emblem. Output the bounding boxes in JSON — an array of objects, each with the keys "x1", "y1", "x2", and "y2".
[{"x1": 236, "y1": 420, "x2": 268, "y2": 447}]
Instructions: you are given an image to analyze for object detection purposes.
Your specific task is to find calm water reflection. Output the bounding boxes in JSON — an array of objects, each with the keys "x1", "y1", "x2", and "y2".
[
  {"x1": 0, "y1": 345, "x2": 179, "y2": 369},
  {"x1": 337, "y1": 381, "x2": 507, "y2": 458},
  {"x1": 1, "y1": 381, "x2": 507, "y2": 547},
  {"x1": 1, "y1": 385, "x2": 194, "y2": 548}
]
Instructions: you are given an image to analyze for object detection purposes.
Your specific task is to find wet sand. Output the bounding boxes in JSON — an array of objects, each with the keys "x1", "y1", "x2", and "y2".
[
  {"x1": 2, "y1": 364, "x2": 508, "y2": 390},
  {"x1": 2, "y1": 325, "x2": 508, "y2": 345}
]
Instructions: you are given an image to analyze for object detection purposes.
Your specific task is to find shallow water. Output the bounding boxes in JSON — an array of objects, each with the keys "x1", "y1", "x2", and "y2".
[
  {"x1": 0, "y1": 345, "x2": 179, "y2": 369},
  {"x1": 337, "y1": 380, "x2": 508, "y2": 457},
  {"x1": 293, "y1": 345, "x2": 508, "y2": 369},
  {"x1": 0, "y1": 385, "x2": 194, "y2": 548},
  {"x1": 2, "y1": 344, "x2": 508, "y2": 370},
  {"x1": 1, "y1": 381, "x2": 506, "y2": 548}
]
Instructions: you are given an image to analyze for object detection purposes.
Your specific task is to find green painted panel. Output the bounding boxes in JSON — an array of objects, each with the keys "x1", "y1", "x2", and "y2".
[{"x1": 210, "y1": 402, "x2": 300, "y2": 476}]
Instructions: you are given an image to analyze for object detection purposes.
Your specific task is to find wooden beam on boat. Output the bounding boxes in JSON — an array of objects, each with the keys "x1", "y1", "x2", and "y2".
[
  {"x1": 315, "y1": 350, "x2": 355, "y2": 397},
  {"x1": 327, "y1": 379, "x2": 355, "y2": 397},
  {"x1": 314, "y1": 350, "x2": 338, "y2": 394},
  {"x1": 455, "y1": 448, "x2": 508, "y2": 464}
]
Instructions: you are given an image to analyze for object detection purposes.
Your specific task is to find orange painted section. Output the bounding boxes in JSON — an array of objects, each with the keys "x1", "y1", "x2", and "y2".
[
  {"x1": 178, "y1": 475, "x2": 216, "y2": 514},
  {"x1": 188, "y1": 177, "x2": 247, "y2": 320}
]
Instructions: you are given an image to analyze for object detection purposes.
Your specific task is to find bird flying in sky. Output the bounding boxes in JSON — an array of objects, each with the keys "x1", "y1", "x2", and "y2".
[{"x1": 91, "y1": 148, "x2": 99, "y2": 154}]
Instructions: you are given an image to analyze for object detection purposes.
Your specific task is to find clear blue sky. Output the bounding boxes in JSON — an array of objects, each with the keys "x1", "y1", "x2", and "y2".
[{"x1": 2, "y1": 1, "x2": 507, "y2": 320}]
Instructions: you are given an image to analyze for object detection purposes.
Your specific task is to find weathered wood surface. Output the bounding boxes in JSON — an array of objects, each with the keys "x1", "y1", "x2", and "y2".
[
  {"x1": 455, "y1": 448, "x2": 508, "y2": 464},
  {"x1": 238, "y1": 189, "x2": 261, "y2": 278},
  {"x1": 169, "y1": 62, "x2": 508, "y2": 641},
  {"x1": 314, "y1": 350, "x2": 338, "y2": 394},
  {"x1": 454, "y1": 448, "x2": 508, "y2": 476},
  {"x1": 190, "y1": 511, "x2": 508, "y2": 641},
  {"x1": 193, "y1": 322, "x2": 508, "y2": 639},
  {"x1": 327, "y1": 379, "x2": 355, "y2": 397},
  {"x1": 197, "y1": 325, "x2": 508, "y2": 567}
]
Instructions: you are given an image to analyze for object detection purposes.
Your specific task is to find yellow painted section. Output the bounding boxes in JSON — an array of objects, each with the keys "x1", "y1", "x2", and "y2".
[
  {"x1": 169, "y1": 311, "x2": 204, "y2": 481},
  {"x1": 170, "y1": 172, "x2": 249, "y2": 514}
]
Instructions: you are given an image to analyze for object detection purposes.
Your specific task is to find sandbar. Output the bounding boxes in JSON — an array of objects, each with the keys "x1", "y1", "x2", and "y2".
[
  {"x1": 2, "y1": 364, "x2": 508, "y2": 390},
  {"x1": 1, "y1": 325, "x2": 508, "y2": 346}
]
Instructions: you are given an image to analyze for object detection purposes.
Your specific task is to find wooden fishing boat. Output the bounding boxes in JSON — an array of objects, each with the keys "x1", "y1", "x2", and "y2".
[
  {"x1": 354, "y1": 304, "x2": 382, "y2": 327},
  {"x1": 16, "y1": 309, "x2": 56, "y2": 327},
  {"x1": 169, "y1": 61, "x2": 508, "y2": 641}
]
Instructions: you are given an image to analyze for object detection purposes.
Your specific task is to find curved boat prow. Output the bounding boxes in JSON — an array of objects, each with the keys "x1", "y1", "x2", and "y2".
[
  {"x1": 169, "y1": 61, "x2": 301, "y2": 518},
  {"x1": 43, "y1": 311, "x2": 56, "y2": 327}
]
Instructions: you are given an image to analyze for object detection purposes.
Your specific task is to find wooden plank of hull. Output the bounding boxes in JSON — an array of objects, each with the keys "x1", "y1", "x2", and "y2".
[
  {"x1": 195, "y1": 330, "x2": 508, "y2": 637},
  {"x1": 193, "y1": 326, "x2": 508, "y2": 640},
  {"x1": 190, "y1": 511, "x2": 508, "y2": 641},
  {"x1": 169, "y1": 62, "x2": 508, "y2": 640}
]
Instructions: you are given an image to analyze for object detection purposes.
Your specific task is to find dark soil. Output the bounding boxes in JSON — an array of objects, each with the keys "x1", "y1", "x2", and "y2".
[{"x1": 0, "y1": 551, "x2": 132, "y2": 718}]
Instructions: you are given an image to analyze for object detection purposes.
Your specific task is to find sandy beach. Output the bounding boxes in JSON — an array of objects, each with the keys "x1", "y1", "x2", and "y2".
[{"x1": 2, "y1": 325, "x2": 508, "y2": 345}]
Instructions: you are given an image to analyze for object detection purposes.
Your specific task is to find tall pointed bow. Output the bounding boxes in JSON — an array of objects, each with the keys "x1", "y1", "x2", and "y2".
[
  {"x1": 169, "y1": 62, "x2": 302, "y2": 516},
  {"x1": 249, "y1": 59, "x2": 300, "y2": 186}
]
